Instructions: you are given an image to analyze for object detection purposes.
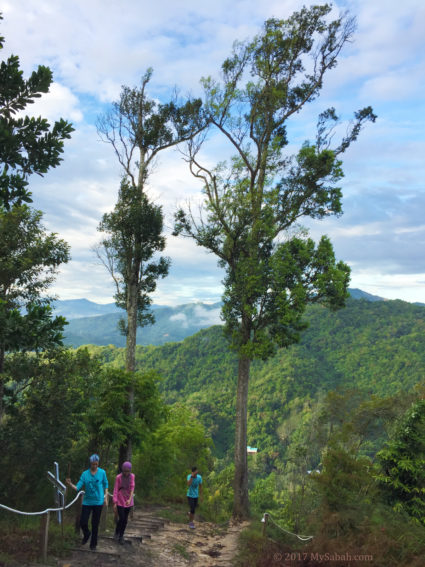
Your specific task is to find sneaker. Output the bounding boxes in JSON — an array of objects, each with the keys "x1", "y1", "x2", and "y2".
[
  {"x1": 189, "y1": 522, "x2": 195, "y2": 529},
  {"x1": 118, "y1": 537, "x2": 125, "y2": 545},
  {"x1": 81, "y1": 531, "x2": 91, "y2": 545},
  {"x1": 90, "y1": 545, "x2": 96, "y2": 552},
  {"x1": 113, "y1": 532, "x2": 120, "y2": 541}
]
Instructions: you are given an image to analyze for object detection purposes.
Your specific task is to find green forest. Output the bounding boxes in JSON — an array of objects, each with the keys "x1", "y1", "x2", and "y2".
[
  {"x1": 2, "y1": 4, "x2": 425, "y2": 566},
  {"x1": 3, "y1": 297, "x2": 425, "y2": 565}
]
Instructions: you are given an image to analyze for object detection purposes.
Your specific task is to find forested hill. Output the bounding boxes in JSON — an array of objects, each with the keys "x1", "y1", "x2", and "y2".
[
  {"x1": 84, "y1": 298, "x2": 425, "y2": 459},
  {"x1": 59, "y1": 288, "x2": 384, "y2": 348}
]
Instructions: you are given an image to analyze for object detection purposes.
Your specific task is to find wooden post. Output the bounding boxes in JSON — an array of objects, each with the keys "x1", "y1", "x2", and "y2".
[
  {"x1": 40, "y1": 512, "x2": 50, "y2": 562},
  {"x1": 262, "y1": 513, "x2": 269, "y2": 537},
  {"x1": 75, "y1": 492, "x2": 83, "y2": 533}
]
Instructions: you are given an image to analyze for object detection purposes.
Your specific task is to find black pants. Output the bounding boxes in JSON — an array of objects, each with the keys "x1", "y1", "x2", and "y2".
[
  {"x1": 80, "y1": 504, "x2": 103, "y2": 548},
  {"x1": 115, "y1": 506, "x2": 131, "y2": 538},
  {"x1": 188, "y1": 496, "x2": 198, "y2": 515}
]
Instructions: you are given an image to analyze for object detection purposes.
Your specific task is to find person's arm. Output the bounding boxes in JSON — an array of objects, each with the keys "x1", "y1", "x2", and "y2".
[
  {"x1": 66, "y1": 472, "x2": 83, "y2": 492},
  {"x1": 113, "y1": 475, "x2": 119, "y2": 507},
  {"x1": 104, "y1": 471, "x2": 109, "y2": 506},
  {"x1": 187, "y1": 473, "x2": 196, "y2": 486},
  {"x1": 125, "y1": 474, "x2": 135, "y2": 506},
  {"x1": 199, "y1": 476, "x2": 203, "y2": 498}
]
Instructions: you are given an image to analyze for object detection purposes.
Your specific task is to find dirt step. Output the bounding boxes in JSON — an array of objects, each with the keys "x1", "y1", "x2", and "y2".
[
  {"x1": 101, "y1": 534, "x2": 144, "y2": 542},
  {"x1": 132, "y1": 517, "x2": 167, "y2": 526}
]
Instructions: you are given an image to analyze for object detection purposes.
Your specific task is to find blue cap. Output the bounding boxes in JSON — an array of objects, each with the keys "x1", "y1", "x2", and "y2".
[{"x1": 89, "y1": 454, "x2": 100, "y2": 463}]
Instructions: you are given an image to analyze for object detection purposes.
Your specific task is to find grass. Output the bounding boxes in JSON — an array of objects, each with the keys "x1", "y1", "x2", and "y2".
[
  {"x1": 0, "y1": 511, "x2": 76, "y2": 566},
  {"x1": 173, "y1": 542, "x2": 191, "y2": 560}
]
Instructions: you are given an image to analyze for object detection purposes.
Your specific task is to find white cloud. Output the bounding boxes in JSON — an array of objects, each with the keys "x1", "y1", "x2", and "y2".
[
  {"x1": 1, "y1": 0, "x2": 425, "y2": 305},
  {"x1": 169, "y1": 312, "x2": 188, "y2": 327},
  {"x1": 194, "y1": 305, "x2": 222, "y2": 326}
]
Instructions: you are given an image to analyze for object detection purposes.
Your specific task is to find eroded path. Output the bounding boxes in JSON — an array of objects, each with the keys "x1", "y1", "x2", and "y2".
[{"x1": 55, "y1": 508, "x2": 247, "y2": 567}]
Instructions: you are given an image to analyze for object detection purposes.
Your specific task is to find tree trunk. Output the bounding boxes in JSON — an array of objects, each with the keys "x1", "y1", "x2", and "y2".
[
  {"x1": 233, "y1": 353, "x2": 251, "y2": 519},
  {"x1": 120, "y1": 276, "x2": 138, "y2": 462},
  {"x1": 0, "y1": 344, "x2": 5, "y2": 422},
  {"x1": 125, "y1": 274, "x2": 138, "y2": 373}
]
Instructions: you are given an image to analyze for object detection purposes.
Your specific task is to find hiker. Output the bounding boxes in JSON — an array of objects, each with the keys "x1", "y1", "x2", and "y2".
[
  {"x1": 113, "y1": 461, "x2": 135, "y2": 544},
  {"x1": 66, "y1": 453, "x2": 109, "y2": 552},
  {"x1": 187, "y1": 466, "x2": 202, "y2": 529}
]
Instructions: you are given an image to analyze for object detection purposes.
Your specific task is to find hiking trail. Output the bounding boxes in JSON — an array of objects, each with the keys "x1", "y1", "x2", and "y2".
[{"x1": 52, "y1": 507, "x2": 247, "y2": 567}]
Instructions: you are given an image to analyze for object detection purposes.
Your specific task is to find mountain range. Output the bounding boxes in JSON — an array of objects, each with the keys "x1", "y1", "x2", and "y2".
[{"x1": 52, "y1": 289, "x2": 389, "y2": 347}]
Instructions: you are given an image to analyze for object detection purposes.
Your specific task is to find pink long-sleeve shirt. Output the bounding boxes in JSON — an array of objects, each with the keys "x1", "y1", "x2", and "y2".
[{"x1": 113, "y1": 472, "x2": 135, "y2": 507}]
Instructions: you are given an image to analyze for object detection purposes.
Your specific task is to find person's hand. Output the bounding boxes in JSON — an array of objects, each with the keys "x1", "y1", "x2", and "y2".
[
  {"x1": 104, "y1": 493, "x2": 109, "y2": 506},
  {"x1": 113, "y1": 503, "x2": 117, "y2": 511},
  {"x1": 65, "y1": 478, "x2": 71, "y2": 485},
  {"x1": 125, "y1": 498, "x2": 131, "y2": 506}
]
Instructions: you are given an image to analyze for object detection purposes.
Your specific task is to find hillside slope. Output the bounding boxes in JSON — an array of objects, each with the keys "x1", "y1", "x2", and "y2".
[{"x1": 84, "y1": 298, "x2": 425, "y2": 459}]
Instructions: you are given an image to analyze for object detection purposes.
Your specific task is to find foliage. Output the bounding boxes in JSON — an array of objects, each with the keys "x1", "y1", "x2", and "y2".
[
  {"x1": 0, "y1": 205, "x2": 69, "y2": 306},
  {"x1": 0, "y1": 13, "x2": 73, "y2": 209},
  {"x1": 0, "y1": 348, "x2": 100, "y2": 508},
  {"x1": 96, "y1": 67, "x2": 203, "y2": 189},
  {"x1": 376, "y1": 399, "x2": 425, "y2": 524},
  {"x1": 133, "y1": 403, "x2": 213, "y2": 501},
  {"x1": 97, "y1": 179, "x2": 170, "y2": 335},
  {"x1": 204, "y1": 462, "x2": 235, "y2": 522},
  {"x1": 0, "y1": 301, "x2": 67, "y2": 356},
  {"x1": 85, "y1": 367, "x2": 167, "y2": 463},
  {"x1": 0, "y1": 205, "x2": 70, "y2": 412}
]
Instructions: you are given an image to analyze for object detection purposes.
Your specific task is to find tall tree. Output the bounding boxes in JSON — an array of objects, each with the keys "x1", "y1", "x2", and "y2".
[
  {"x1": 174, "y1": 5, "x2": 376, "y2": 518},
  {"x1": 0, "y1": 14, "x2": 72, "y2": 418},
  {"x1": 96, "y1": 69, "x2": 203, "y2": 460}
]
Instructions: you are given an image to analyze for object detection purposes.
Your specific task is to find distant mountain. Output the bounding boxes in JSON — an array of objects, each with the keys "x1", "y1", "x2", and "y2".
[
  {"x1": 348, "y1": 288, "x2": 385, "y2": 302},
  {"x1": 61, "y1": 302, "x2": 222, "y2": 347},
  {"x1": 54, "y1": 288, "x2": 389, "y2": 347},
  {"x1": 51, "y1": 298, "x2": 122, "y2": 319}
]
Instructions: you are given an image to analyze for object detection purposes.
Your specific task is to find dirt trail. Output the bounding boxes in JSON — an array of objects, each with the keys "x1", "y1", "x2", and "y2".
[
  {"x1": 54, "y1": 508, "x2": 247, "y2": 567},
  {"x1": 142, "y1": 517, "x2": 249, "y2": 566}
]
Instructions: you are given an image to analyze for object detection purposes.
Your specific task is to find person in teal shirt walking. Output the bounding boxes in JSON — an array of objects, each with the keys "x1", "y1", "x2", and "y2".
[
  {"x1": 66, "y1": 454, "x2": 108, "y2": 551},
  {"x1": 187, "y1": 466, "x2": 202, "y2": 529}
]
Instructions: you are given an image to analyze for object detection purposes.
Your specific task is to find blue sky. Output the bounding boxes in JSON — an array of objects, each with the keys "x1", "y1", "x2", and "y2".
[{"x1": 2, "y1": 0, "x2": 425, "y2": 305}]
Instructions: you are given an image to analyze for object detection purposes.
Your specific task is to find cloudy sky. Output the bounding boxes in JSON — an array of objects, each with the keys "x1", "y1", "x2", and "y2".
[{"x1": 2, "y1": 0, "x2": 425, "y2": 305}]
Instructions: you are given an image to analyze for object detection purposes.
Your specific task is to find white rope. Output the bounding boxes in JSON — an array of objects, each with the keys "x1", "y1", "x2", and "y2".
[
  {"x1": 0, "y1": 491, "x2": 85, "y2": 516},
  {"x1": 264, "y1": 512, "x2": 314, "y2": 541}
]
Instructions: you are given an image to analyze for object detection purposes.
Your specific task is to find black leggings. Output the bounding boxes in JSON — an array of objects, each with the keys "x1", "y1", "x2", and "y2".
[
  {"x1": 80, "y1": 504, "x2": 103, "y2": 548},
  {"x1": 115, "y1": 506, "x2": 132, "y2": 538},
  {"x1": 188, "y1": 497, "x2": 198, "y2": 515}
]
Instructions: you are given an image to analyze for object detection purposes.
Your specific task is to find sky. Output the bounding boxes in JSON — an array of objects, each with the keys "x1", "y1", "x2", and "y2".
[{"x1": 2, "y1": 0, "x2": 425, "y2": 306}]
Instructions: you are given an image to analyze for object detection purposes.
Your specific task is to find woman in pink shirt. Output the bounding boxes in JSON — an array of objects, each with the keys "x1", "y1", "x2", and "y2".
[{"x1": 113, "y1": 461, "x2": 135, "y2": 544}]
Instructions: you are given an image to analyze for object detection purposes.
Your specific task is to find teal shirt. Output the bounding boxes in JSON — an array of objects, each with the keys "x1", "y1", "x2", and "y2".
[
  {"x1": 76, "y1": 468, "x2": 108, "y2": 505},
  {"x1": 187, "y1": 474, "x2": 202, "y2": 498}
]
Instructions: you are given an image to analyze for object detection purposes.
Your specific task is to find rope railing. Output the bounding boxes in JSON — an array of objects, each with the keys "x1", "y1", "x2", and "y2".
[
  {"x1": 262, "y1": 512, "x2": 314, "y2": 542},
  {"x1": 0, "y1": 490, "x2": 85, "y2": 516}
]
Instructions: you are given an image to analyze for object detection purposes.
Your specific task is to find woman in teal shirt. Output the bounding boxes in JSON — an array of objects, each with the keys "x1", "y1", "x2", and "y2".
[{"x1": 66, "y1": 454, "x2": 108, "y2": 551}]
